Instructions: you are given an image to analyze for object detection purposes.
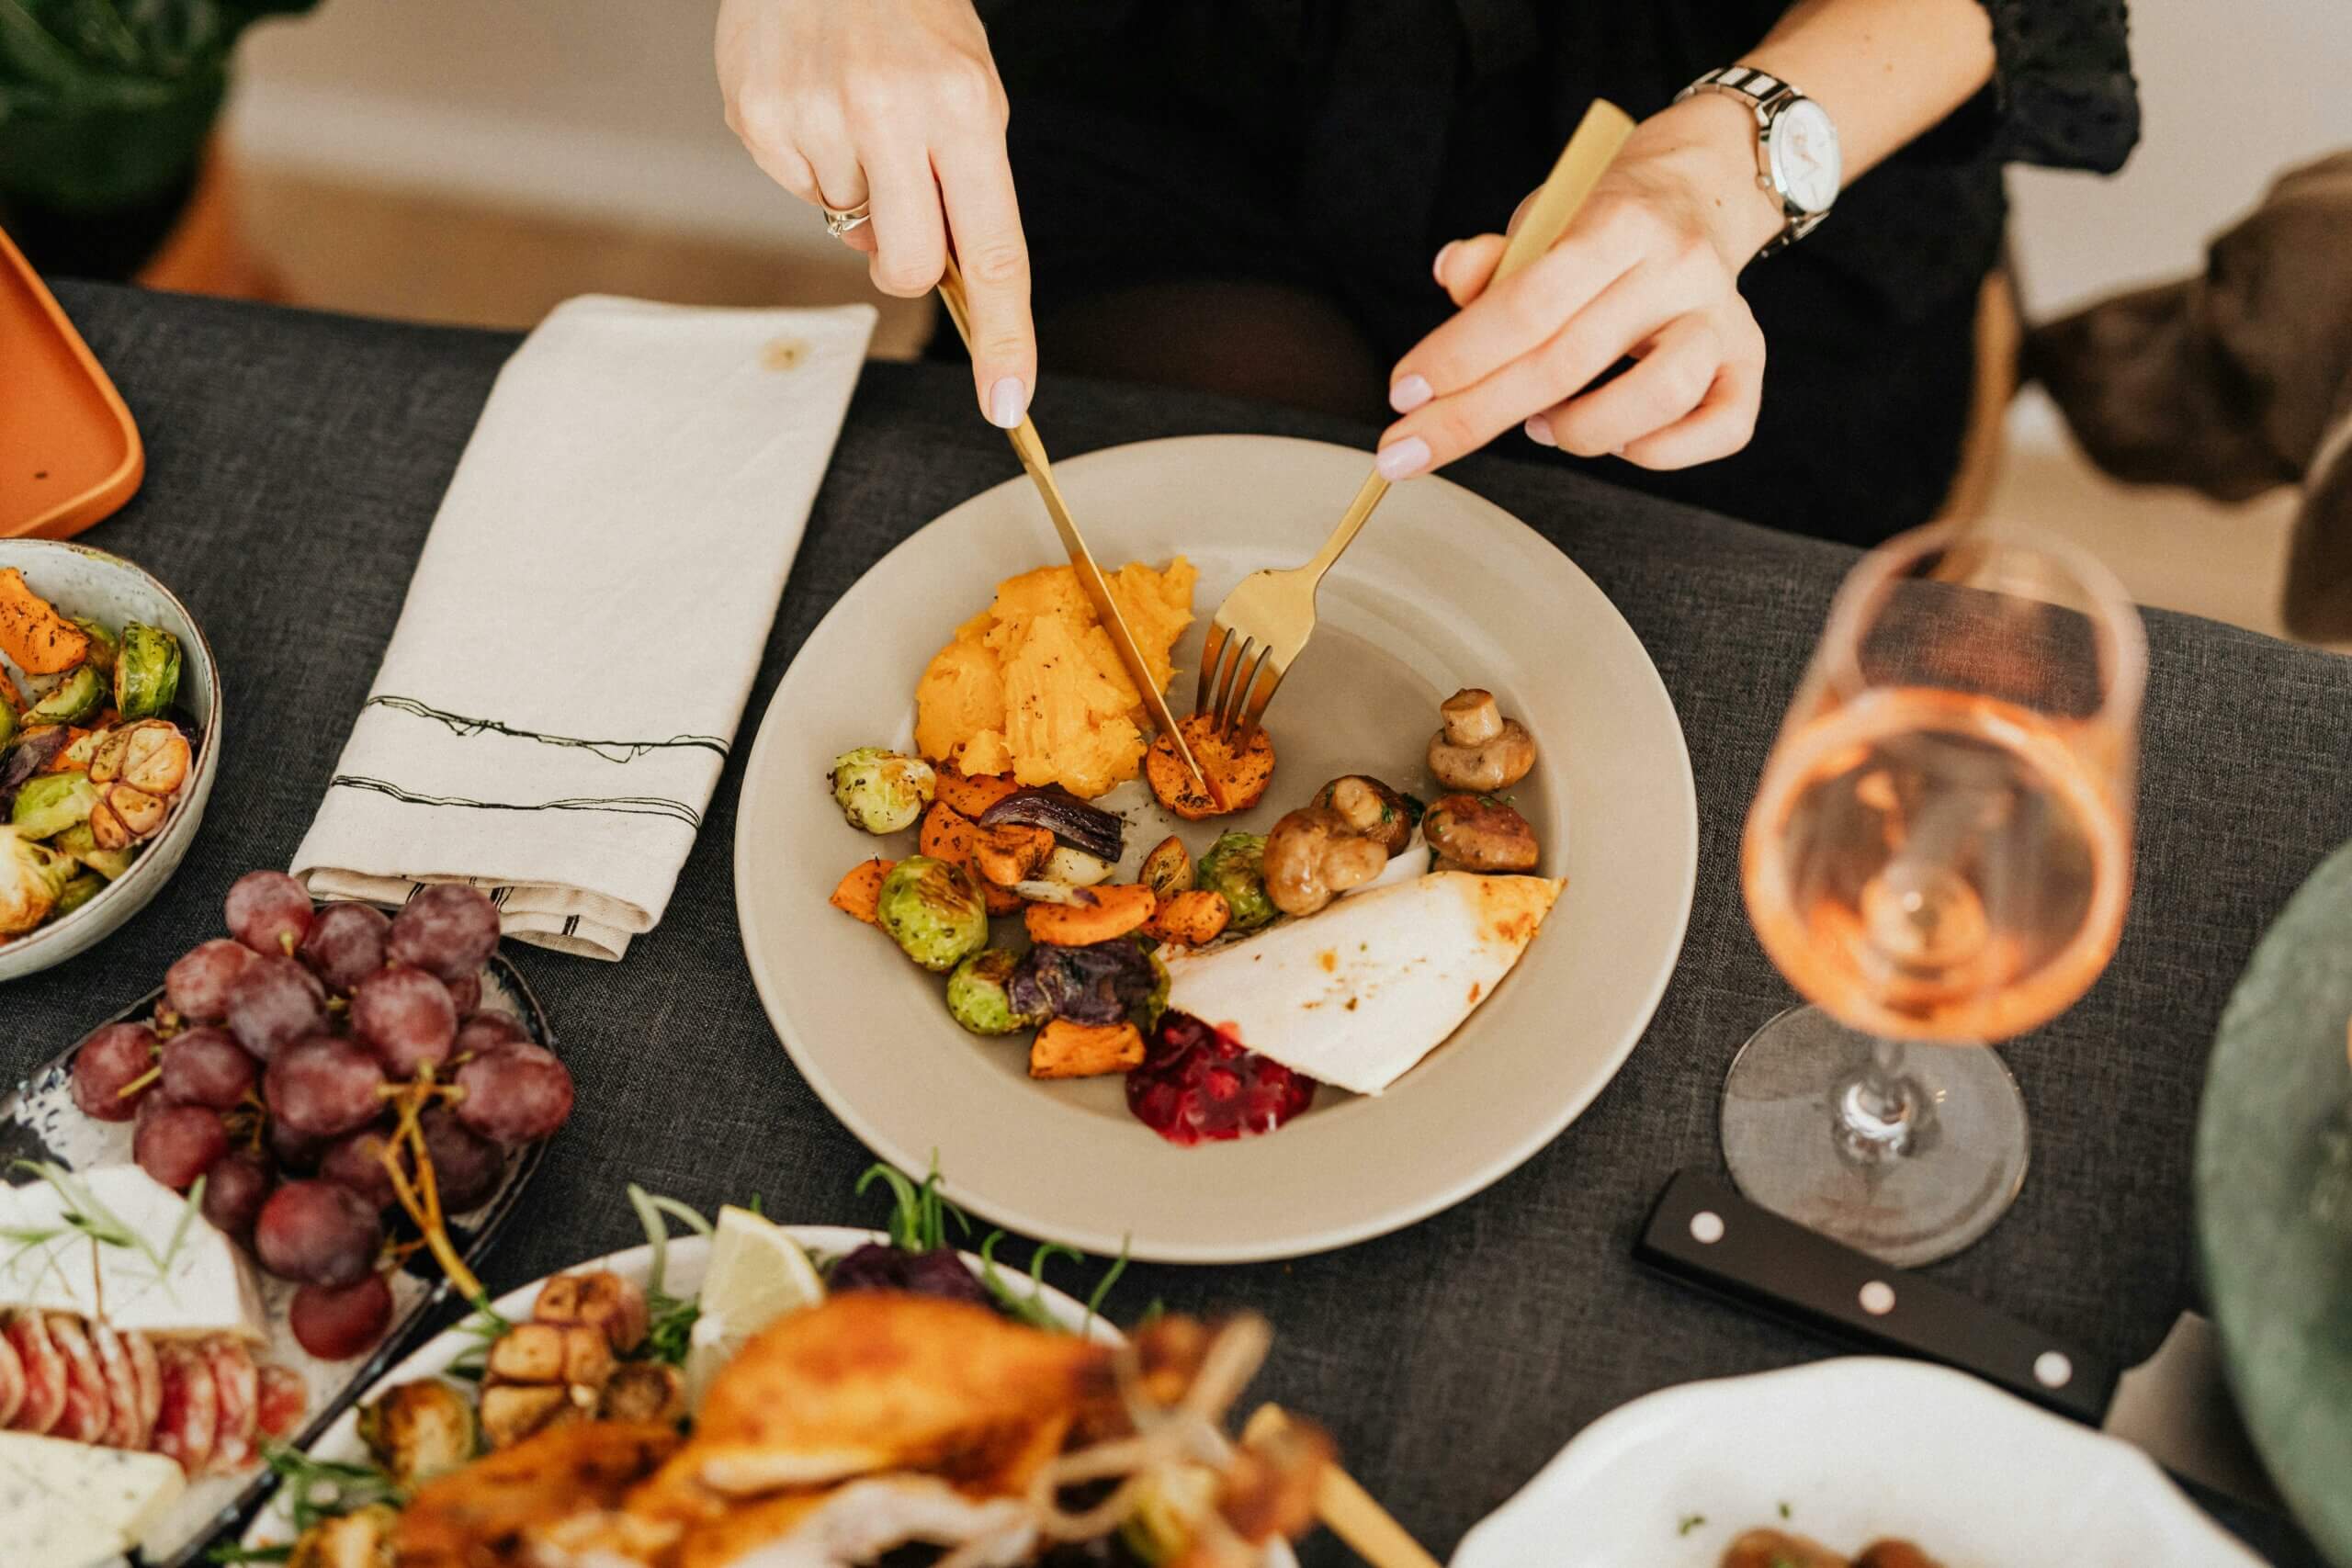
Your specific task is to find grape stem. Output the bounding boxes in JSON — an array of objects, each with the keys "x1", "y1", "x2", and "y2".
[
  {"x1": 374, "y1": 1069, "x2": 483, "y2": 1305},
  {"x1": 116, "y1": 1064, "x2": 163, "y2": 1100}
]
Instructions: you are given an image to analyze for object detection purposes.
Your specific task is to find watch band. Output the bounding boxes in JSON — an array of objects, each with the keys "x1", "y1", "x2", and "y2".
[{"x1": 1674, "y1": 65, "x2": 1830, "y2": 256}]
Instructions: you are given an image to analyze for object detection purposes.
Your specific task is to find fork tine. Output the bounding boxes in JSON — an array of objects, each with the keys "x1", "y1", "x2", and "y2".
[
  {"x1": 1212, "y1": 636, "x2": 1253, "y2": 736},
  {"x1": 1223, "y1": 640, "x2": 1272, "y2": 736},
  {"x1": 1236, "y1": 656, "x2": 1288, "y2": 740},
  {"x1": 1193, "y1": 625, "x2": 1223, "y2": 719},
  {"x1": 1213, "y1": 639, "x2": 1250, "y2": 738}
]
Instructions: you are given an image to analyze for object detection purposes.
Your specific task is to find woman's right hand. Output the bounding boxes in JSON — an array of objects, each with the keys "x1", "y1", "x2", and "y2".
[{"x1": 717, "y1": 0, "x2": 1035, "y2": 427}]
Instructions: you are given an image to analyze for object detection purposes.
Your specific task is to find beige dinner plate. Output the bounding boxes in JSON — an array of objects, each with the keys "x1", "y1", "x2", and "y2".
[{"x1": 735, "y1": 435, "x2": 1696, "y2": 1262}]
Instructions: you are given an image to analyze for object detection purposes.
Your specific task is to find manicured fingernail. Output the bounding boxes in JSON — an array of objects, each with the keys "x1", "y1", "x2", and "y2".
[
  {"x1": 1374, "y1": 435, "x2": 1431, "y2": 480},
  {"x1": 1389, "y1": 374, "x2": 1432, "y2": 414},
  {"x1": 988, "y1": 377, "x2": 1027, "y2": 430},
  {"x1": 1431, "y1": 241, "x2": 1459, "y2": 286},
  {"x1": 1524, "y1": 416, "x2": 1556, "y2": 447}
]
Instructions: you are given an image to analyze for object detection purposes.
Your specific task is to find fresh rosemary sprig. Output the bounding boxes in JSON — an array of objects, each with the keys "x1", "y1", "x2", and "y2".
[
  {"x1": 857, "y1": 1154, "x2": 967, "y2": 1253},
  {"x1": 259, "y1": 1439, "x2": 403, "y2": 1533},
  {"x1": 6, "y1": 1158, "x2": 204, "y2": 1281}
]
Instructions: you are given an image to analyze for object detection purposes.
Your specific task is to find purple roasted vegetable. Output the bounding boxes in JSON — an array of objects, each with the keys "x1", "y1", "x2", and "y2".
[
  {"x1": 825, "y1": 1240, "x2": 990, "y2": 1305},
  {"x1": 0, "y1": 727, "x2": 74, "y2": 814},
  {"x1": 1007, "y1": 938, "x2": 1162, "y2": 1027},
  {"x1": 978, "y1": 788, "x2": 1125, "y2": 863}
]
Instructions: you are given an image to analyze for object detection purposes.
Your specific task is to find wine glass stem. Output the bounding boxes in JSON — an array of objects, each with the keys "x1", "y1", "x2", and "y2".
[{"x1": 1837, "y1": 1038, "x2": 1917, "y2": 1157}]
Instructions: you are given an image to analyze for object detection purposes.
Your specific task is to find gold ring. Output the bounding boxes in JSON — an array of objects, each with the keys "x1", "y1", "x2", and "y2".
[{"x1": 822, "y1": 201, "x2": 872, "y2": 239}]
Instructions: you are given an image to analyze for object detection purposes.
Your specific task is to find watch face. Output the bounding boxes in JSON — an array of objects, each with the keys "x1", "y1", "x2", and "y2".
[{"x1": 1770, "y1": 98, "x2": 1842, "y2": 214}]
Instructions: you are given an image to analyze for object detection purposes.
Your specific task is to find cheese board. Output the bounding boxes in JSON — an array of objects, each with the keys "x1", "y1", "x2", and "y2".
[{"x1": 0, "y1": 950, "x2": 556, "y2": 1566}]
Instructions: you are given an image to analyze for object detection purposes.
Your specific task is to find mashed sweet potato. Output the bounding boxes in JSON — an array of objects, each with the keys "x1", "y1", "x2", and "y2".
[{"x1": 914, "y1": 558, "x2": 1195, "y2": 799}]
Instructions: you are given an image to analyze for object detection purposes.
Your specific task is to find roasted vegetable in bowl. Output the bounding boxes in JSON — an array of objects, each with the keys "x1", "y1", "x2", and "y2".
[{"x1": 0, "y1": 572, "x2": 198, "y2": 941}]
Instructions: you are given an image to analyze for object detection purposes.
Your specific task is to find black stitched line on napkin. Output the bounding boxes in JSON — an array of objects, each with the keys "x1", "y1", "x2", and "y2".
[
  {"x1": 329, "y1": 774, "x2": 704, "y2": 829},
  {"x1": 365, "y1": 695, "x2": 730, "y2": 763}
]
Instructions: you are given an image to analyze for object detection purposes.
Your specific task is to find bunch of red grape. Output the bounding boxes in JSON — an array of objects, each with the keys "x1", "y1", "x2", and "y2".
[{"x1": 67, "y1": 874, "x2": 574, "y2": 1359}]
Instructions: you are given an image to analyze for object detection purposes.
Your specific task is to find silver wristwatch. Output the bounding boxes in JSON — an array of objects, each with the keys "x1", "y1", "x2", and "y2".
[{"x1": 1675, "y1": 65, "x2": 1843, "y2": 256}]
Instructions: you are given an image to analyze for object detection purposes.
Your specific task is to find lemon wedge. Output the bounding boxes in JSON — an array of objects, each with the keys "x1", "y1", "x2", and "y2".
[{"x1": 683, "y1": 1204, "x2": 826, "y2": 1410}]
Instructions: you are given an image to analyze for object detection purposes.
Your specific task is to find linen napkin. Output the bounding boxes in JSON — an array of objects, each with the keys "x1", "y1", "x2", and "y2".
[{"x1": 293, "y1": 295, "x2": 876, "y2": 960}]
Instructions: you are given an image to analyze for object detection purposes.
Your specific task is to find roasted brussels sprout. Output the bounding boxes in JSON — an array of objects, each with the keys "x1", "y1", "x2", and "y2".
[
  {"x1": 25, "y1": 664, "x2": 105, "y2": 726},
  {"x1": 358, "y1": 1377, "x2": 479, "y2": 1484},
  {"x1": 830, "y1": 746, "x2": 934, "y2": 833},
  {"x1": 288, "y1": 1503, "x2": 397, "y2": 1568},
  {"x1": 1196, "y1": 831, "x2": 1276, "y2": 932},
  {"x1": 876, "y1": 855, "x2": 989, "y2": 971},
  {"x1": 0, "y1": 829, "x2": 74, "y2": 935},
  {"x1": 114, "y1": 623, "x2": 182, "y2": 722},
  {"x1": 52, "y1": 873, "x2": 104, "y2": 918},
  {"x1": 945, "y1": 947, "x2": 1042, "y2": 1036},
  {"x1": 70, "y1": 617, "x2": 119, "y2": 674},
  {"x1": 0, "y1": 687, "x2": 16, "y2": 753},
  {"x1": 11, "y1": 769, "x2": 96, "y2": 839},
  {"x1": 54, "y1": 821, "x2": 132, "y2": 880}
]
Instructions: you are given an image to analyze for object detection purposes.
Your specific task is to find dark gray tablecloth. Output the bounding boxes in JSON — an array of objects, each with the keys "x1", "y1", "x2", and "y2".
[{"x1": 24, "y1": 281, "x2": 2346, "y2": 1566}]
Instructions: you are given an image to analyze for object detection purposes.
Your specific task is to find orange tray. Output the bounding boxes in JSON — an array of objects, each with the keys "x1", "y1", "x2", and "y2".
[{"x1": 0, "y1": 224, "x2": 143, "y2": 539}]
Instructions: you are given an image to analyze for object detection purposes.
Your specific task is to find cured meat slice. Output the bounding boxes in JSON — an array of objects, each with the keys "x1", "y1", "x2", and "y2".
[
  {"x1": 3, "y1": 1313, "x2": 65, "y2": 1434},
  {"x1": 43, "y1": 1314, "x2": 112, "y2": 1443},
  {"x1": 0, "y1": 1321, "x2": 22, "y2": 1428},
  {"x1": 204, "y1": 1336, "x2": 259, "y2": 1472},
  {"x1": 254, "y1": 1364, "x2": 307, "y2": 1442},
  {"x1": 126, "y1": 1330, "x2": 163, "y2": 1446},
  {"x1": 89, "y1": 1322, "x2": 143, "y2": 1449},
  {"x1": 152, "y1": 1342, "x2": 219, "y2": 1475}
]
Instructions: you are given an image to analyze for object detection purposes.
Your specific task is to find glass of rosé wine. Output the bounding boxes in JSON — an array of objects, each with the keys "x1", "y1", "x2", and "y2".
[{"x1": 1724, "y1": 522, "x2": 2144, "y2": 1266}]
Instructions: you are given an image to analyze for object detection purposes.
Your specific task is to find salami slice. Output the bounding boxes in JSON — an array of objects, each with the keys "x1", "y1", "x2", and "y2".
[
  {"x1": 254, "y1": 1364, "x2": 307, "y2": 1442},
  {"x1": 88, "y1": 1322, "x2": 142, "y2": 1449},
  {"x1": 203, "y1": 1337, "x2": 259, "y2": 1472},
  {"x1": 126, "y1": 1331, "x2": 163, "y2": 1447},
  {"x1": 42, "y1": 1314, "x2": 112, "y2": 1443},
  {"x1": 152, "y1": 1342, "x2": 219, "y2": 1475},
  {"x1": 3, "y1": 1313, "x2": 65, "y2": 1434},
  {"x1": 0, "y1": 1323, "x2": 22, "y2": 1428}
]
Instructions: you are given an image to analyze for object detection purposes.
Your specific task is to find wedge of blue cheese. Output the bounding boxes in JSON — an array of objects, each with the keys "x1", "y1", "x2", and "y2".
[
  {"x1": 0, "y1": 1429, "x2": 186, "y2": 1566},
  {"x1": 0, "y1": 1164, "x2": 266, "y2": 1342}
]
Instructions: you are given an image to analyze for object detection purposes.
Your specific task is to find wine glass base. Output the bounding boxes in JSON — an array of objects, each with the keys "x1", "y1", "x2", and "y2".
[{"x1": 1720, "y1": 1004, "x2": 2029, "y2": 1268}]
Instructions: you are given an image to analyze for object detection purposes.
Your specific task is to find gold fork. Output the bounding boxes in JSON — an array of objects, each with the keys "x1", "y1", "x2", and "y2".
[{"x1": 1196, "y1": 100, "x2": 1635, "y2": 735}]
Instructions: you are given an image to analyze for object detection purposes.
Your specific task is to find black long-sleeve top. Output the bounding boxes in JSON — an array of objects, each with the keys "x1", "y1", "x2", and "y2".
[{"x1": 982, "y1": 1, "x2": 2141, "y2": 543}]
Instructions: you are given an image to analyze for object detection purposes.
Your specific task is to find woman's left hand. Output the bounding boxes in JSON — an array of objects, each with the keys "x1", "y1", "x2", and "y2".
[{"x1": 1376, "y1": 94, "x2": 1788, "y2": 480}]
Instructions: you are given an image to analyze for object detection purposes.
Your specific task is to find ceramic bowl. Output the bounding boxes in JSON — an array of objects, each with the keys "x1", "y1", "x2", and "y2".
[
  {"x1": 1453, "y1": 1358, "x2": 2261, "y2": 1566},
  {"x1": 0, "y1": 539, "x2": 220, "y2": 981}
]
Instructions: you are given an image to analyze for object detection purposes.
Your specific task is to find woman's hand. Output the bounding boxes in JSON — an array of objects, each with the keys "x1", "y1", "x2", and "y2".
[
  {"x1": 717, "y1": 0, "x2": 1034, "y2": 427},
  {"x1": 1375, "y1": 94, "x2": 1786, "y2": 479}
]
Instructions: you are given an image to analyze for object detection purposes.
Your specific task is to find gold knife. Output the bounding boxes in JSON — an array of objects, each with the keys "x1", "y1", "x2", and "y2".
[{"x1": 934, "y1": 254, "x2": 1210, "y2": 794}]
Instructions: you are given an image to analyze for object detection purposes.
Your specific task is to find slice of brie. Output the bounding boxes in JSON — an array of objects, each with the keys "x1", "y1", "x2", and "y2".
[
  {"x1": 1160, "y1": 871, "x2": 1563, "y2": 1096},
  {"x1": 0, "y1": 1429, "x2": 186, "y2": 1567},
  {"x1": 0, "y1": 1165, "x2": 267, "y2": 1343}
]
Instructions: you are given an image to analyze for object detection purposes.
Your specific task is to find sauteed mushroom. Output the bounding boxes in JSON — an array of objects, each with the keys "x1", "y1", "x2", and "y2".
[
  {"x1": 1310, "y1": 773, "x2": 1416, "y2": 855},
  {"x1": 1427, "y1": 688, "x2": 1535, "y2": 793},
  {"x1": 1422, "y1": 793, "x2": 1539, "y2": 873},
  {"x1": 1262, "y1": 806, "x2": 1389, "y2": 918}
]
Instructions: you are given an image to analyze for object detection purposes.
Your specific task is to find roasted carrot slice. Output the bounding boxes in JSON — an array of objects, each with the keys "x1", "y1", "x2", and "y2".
[
  {"x1": 1143, "y1": 888, "x2": 1231, "y2": 947},
  {"x1": 1029, "y1": 1019, "x2": 1147, "y2": 1079},
  {"x1": 0, "y1": 570, "x2": 90, "y2": 675},
  {"x1": 934, "y1": 768, "x2": 1022, "y2": 818},
  {"x1": 1023, "y1": 884, "x2": 1156, "y2": 947},
  {"x1": 1145, "y1": 714, "x2": 1274, "y2": 821},
  {"x1": 828, "y1": 859, "x2": 894, "y2": 924}
]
